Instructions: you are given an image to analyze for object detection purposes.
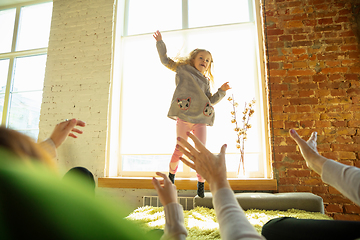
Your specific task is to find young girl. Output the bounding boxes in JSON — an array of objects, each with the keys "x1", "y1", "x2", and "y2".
[{"x1": 153, "y1": 30, "x2": 231, "y2": 198}]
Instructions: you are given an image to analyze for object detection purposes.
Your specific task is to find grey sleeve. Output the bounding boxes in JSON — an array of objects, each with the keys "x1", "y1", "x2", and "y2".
[
  {"x1": 213, "y1": 188, "x2": 266, "y2": 240},
  {"x1": 207, "y1": 88, "x2": 226, "y2": 105},
  {"x1": 156, "y1": 40, "x2": 177, "y2": 72},
  {"x1": 321, "y1": 160, "x2": 360, "y2": 206}
]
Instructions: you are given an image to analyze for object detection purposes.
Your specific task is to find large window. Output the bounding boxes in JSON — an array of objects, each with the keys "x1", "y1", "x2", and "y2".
[
  {"x1": 109, "y1": 0, "x2": 269, "y2": 179},
  {"x1": 0, "y1": 1, "x2": 53, "y2": 140}
]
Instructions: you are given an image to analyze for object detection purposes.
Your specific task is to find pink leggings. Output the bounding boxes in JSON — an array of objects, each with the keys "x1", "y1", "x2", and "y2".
[{"x1": 169, "y1": 118, "x2": 206, "y2": 182}]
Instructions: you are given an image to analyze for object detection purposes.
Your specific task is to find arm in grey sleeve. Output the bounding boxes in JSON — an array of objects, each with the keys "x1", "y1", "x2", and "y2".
[
  {"x1": 213, "y1": 188, "x2": 265, "y2": 240},
  {"x1": 321, "y1": 160, "x2": 360, "y2": 206},
  {"x1": 207, "y1": 88, "x2": 226, "y2": 105},
  {"x1": 156, "y1": 40, "x2": 177, "y2": 72},
  {"x1": 160, "y1": 203, "x2": 187, "y2": 240}
]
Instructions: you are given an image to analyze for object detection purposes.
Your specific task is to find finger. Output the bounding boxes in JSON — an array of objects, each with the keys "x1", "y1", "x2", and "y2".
[
  {"x1": 307, "y1": 132, "x2": 318, "y2": 152},
  {"x1": 220, "y1": 144, "x2": 228, "y2": 155},
  {"x1": 152, "y1": 177, "x2": 162, "y2": 191},
  {"x1": 186, "y1": 133, "x2": 208, "y2": 153},
  {"x1": 289, "y1": 129, "x2": 307, "y2": 147},
  {"x1": 180, "y1": 157, "x2": 196, "y2": 170},
  {"x1": 177, "y1": 136, "x2": 199, "y2": 154},
  {"x1": 155, "y1": 172, "x2": 171, "y2": 185},
  {"x1": 75, "y1": 120, "x2": 86, "y2": 127},
  {"x1": 71, "y1": 128, "x2": 83, "y2": 134},
  {"x1": 308, "y1": 132, "x2": 317, "y2": 142},
  {"x1": 176, "y1": 144, "x2": 196, "y2": 161},
  {"x1": 158, "y1": 179, "x2": 165, "y2": 186},
  {"x1": 155, "y1": 171, "x2": 167, "y2": 179},
  {"x1": 62, "y1": 119, "x2": 77, "y2": 135},
  {"x1": 68, "y1": 133, "x2": 77, "y2": 138}
]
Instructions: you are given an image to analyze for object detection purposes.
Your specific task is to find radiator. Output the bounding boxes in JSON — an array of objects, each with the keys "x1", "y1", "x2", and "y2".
[{"x1": 143, "y1": 196, "x2": 194, "y2": 210}]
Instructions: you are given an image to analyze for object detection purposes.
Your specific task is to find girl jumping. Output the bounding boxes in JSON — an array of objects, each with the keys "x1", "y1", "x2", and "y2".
[{"x1": 153, "y1": 30, "x2": 231, "y2": 198}]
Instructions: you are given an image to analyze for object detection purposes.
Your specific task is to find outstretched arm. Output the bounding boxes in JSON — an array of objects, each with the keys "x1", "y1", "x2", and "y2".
[
  {"x1": 177, "y1": 133, "x2": 265, "y2": 240},
  {"x1": 289, "y1": 129, "x2": 327, "y2": 175},
  {"x1": 205, "y1": 82, "x2": 230, "y2": 105},
  {"x1": 39, "y1": 119, "x2": 86, "y2": 158},
  {"x1": 152, "y1": 172, "x2": 187, "y2": 240},
  {"x1": 154, "y1": 30, "x2": 177, "y2": 72},
  {"x1": 220, "y1": 82, "x2": 231, "y2": 91},
  {"x1": 290, "y1": 129, "x2": 360, "y2": 206}
]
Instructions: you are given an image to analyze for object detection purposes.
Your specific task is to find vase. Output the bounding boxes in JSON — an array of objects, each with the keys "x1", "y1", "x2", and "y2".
[{"x1": 237, "y1": 154, "x2": 247, "y2": 178}]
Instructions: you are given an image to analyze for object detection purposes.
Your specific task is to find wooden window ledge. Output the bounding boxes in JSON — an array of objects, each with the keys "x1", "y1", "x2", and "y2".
[{"x1": 98, "y1": 177, "x2": 277, "y2": 191}]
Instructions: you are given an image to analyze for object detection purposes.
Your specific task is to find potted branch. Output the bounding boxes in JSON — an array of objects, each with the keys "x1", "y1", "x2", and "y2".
[{"x1": 228, "y1": 94, "x2": 255, "y2": 177}]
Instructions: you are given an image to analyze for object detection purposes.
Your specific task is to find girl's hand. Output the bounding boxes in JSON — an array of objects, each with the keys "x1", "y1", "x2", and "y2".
[
  {"x1": 153, "y1": 30, "x2": 162, "y2": 42},
  {"x1": 220, "y1": 82, "x2": 231, "y2": 91}
]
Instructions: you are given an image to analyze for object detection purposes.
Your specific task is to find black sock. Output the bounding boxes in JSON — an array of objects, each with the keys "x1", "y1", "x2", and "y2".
[
  {"x1": 197, "y1": 182, "x2": 205, "y2": 198},
  {"x1": 168, "y1": 173, "x2": 175, "y2": 184}
]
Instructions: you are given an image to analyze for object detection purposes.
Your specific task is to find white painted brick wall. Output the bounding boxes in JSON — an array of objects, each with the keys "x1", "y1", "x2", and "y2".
[{"x1": 38, "y1": 0, "x2": 115, "y2": 180}]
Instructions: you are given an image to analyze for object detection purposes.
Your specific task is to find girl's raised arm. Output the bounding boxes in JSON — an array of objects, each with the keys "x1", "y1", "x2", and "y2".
[{"x1": 155, "y1": 31, "x2": 177, "y2": 72}]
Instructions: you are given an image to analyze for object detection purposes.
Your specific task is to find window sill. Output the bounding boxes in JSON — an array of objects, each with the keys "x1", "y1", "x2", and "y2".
[{"x1": 98, "y1": 177, "x2": 277, "y2": 191}]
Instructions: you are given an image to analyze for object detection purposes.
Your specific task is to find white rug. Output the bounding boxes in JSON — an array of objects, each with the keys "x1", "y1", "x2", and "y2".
[{"x1": 126, "y1": 206, "x2": 333, "y2": 239}]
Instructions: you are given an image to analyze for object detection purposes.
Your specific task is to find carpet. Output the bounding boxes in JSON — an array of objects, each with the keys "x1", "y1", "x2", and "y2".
[{"x1": 126, "y1": 206, "x2": 333, "y2": 239}]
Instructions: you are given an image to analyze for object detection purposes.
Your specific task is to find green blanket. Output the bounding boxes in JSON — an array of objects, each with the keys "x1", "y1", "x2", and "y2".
[{"x1": 127, "y1": 206, "x2": 333, "y2": 239}]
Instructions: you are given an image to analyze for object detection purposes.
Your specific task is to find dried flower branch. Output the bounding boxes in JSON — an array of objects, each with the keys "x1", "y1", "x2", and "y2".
[{"x1": 228, "y1": 94, "x2": 255, "y2": 176}]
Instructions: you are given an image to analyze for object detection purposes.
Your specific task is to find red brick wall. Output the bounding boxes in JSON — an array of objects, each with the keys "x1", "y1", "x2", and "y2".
[{"x1": 263, "y1": 0, "x2": 360, "y2": 220}]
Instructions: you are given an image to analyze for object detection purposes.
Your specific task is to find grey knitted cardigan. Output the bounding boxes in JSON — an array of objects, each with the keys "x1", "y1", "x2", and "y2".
[{"x1": 156, "y1": 40, "x2": 226, "y2": 126}]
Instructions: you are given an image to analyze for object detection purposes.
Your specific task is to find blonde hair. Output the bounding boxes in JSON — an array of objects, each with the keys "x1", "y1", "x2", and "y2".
[
  {"x1": 169, "y1": 49, "x2": 214, "y2": 85},
  {"x1": 0, "y1": 126, "x2": 57, "y2": 170}
]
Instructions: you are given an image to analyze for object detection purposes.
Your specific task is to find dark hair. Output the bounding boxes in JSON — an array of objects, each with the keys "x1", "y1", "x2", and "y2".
[{"x1": 63, "y1": 167, "x2": 96, "y2": 192}]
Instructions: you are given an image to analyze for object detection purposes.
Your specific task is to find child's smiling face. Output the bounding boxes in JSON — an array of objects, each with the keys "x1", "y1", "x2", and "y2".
[{"x1": 193, "y1": 51, "x2": 212, "y2": 75}]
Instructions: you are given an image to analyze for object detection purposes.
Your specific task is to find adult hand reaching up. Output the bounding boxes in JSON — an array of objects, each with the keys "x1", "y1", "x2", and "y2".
[
  {"x1": 177, "y1": 133, "x2": 230, "y2": 195},
  {"x1": 50, "y1": 118, "x2": 86, "y2": 148},
  {"x1": 152, "y1": 172, "x2": 178, "y2": 206},
  {"x1": 177, "y1": 133, "x2": 266, "y2": 240},
  {"x1": 289, "y1": 129, "x2": 327, "y2": 175}
]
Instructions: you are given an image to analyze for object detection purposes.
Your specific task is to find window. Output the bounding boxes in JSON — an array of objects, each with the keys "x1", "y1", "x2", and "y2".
[
  {"x1": 0, "y1": 1, "x2": 53, "y2": 140},
  {"x1": 109, "y1": 0, "x2": 269, "y2": 179}
]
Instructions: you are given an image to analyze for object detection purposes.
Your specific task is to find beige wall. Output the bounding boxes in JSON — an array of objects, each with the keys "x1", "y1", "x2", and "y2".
[{"x1": 39, "y1": 0, "x2": 114, "y2": 178}]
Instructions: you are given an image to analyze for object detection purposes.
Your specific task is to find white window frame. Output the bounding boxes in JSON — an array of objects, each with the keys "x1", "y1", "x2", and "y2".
[
  {"x1": 0, "y1": 0, "x2": 52, "y2": 139},
  {"x1": 106, "y1": 0, "x2": 271, "y2": 179}
]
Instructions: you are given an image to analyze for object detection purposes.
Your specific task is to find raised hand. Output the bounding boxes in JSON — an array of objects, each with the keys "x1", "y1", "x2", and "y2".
[
  {"x1": 152, "y1": 172, "x2": 178, "y2": 206},
  {"x1": 220, "y1": 82, "x2": 231, "y2": 91},
  {"x1": 177, "y1": 133, "x2": 230, "y2": 195},
  {"x1": 289, "y1": 129, "x2": 327, "y2": 175},
  {"x1": 50, "y1": 118, "x2": 86, "y2": 148},
  {"x1": 153, "y1": 30, "x2": 162, "y2": 42}
]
